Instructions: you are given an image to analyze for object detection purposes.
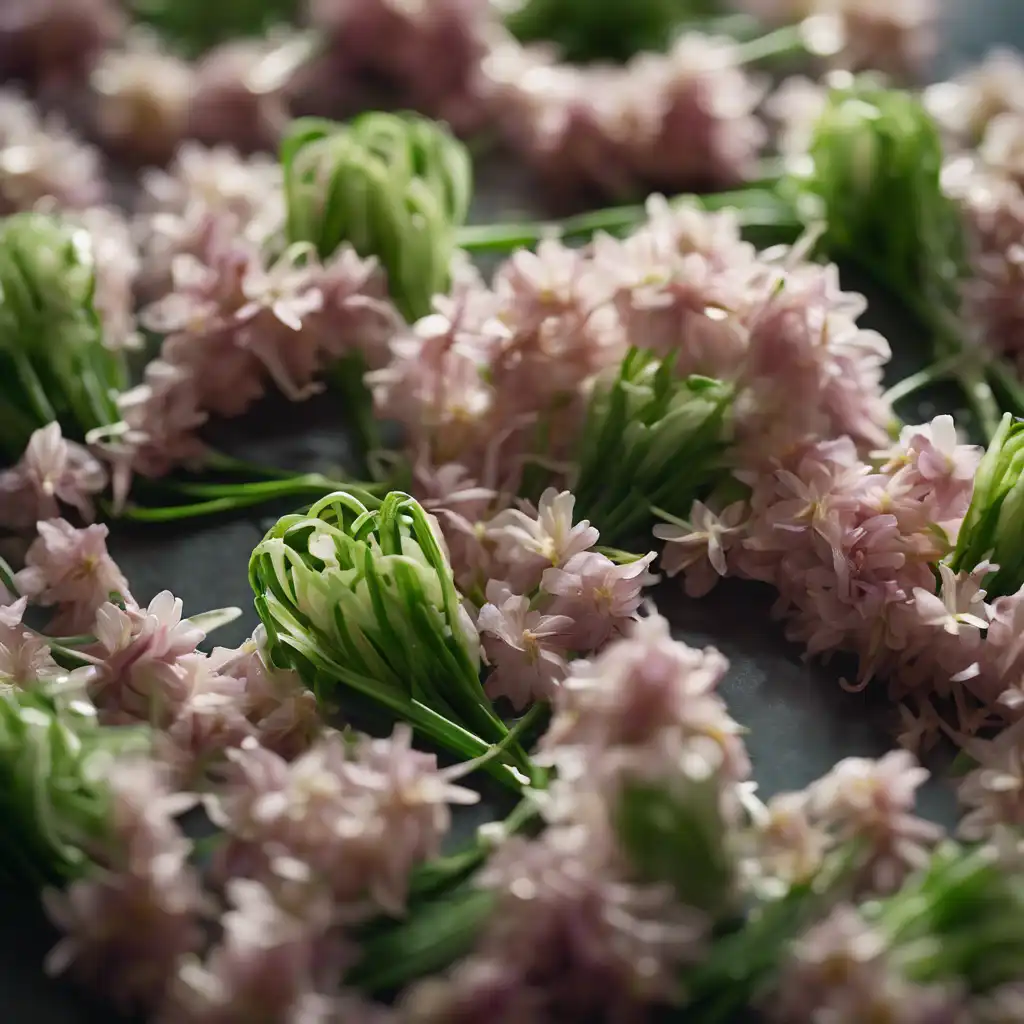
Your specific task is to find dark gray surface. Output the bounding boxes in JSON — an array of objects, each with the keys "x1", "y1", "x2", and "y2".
[{"x1": 1, "y1": 1, "x2": 1021, "y2": 1019}]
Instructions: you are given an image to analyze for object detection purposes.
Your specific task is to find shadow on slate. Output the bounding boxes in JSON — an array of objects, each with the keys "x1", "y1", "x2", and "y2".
[{"x1": 2, "y1": 0, "x2": 1021, "y2": 1019}]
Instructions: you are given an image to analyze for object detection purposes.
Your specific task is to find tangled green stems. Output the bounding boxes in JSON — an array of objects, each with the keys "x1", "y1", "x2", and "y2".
[
  {"x1": 249, "y1": 490, "x2": 536, "y2": 790},
  {"x1": 0, "y1": 212, "x2": 126, "y2": 461},
  {"x1": 282, "y1": 113, "x2": 473, "y2": 322},
  {"x1": 0, "y1": 691, "x2": 147, "y2": 887},
  {"x1": 574, "y1": 348, "x2": 733, "y2": 549}
]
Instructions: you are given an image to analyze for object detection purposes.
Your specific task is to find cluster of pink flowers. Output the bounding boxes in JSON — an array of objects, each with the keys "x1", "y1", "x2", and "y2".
[
  {"x1": 0, "y1": 88, "x2": 107, "y2": 213},
  {"x1": 474, "y1": 489, "x2": 658, "y2": 708},
  {"x1": 96, "y1": 174, "x2": 402, "y2": 501},
  {"x1": 479, "y1": 31, "x2": 767, "y2": 201},
  {"x1": 405, "y1": 613, "x2": 745, "y2": 1022},
  {"x1": 379, "y1": 195, "x2": 889, "y2": 484},
  {"x1": 653, "y1": 413, "x2": 1024, "y2": 745},
  {"x1": 87, "y1": 27, "x2": 301, "y2": 166},
  {"x1": 739, "y1": 0, "x2": 938, "y2": 80},
  {"x1": 304, "y1": 0, "x2": 496, "y2": 136}
]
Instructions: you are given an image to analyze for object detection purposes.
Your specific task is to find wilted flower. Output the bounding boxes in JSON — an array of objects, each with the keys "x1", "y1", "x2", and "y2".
[{"x1": 89, "y1": 30, "x2": 192, "y2": 165}]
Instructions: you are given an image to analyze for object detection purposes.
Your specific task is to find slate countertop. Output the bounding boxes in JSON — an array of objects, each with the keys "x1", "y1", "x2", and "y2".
[{"x1": 1, "y1": 2, "x2": 1021, "y2": 1020}]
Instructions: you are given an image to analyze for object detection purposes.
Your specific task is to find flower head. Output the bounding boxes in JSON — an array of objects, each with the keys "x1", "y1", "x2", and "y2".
[{"x1": 15, "y1": 519, "x2": 131, "y2": 634}]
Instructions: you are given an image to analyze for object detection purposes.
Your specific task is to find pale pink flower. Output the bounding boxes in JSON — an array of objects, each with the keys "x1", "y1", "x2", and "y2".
[
  {"x1": 473, "y1": 825, "x2": 707, "y2": 1017},
  {"x1": 44, "y1": 759, "x2": 204, "y2": 1013},
  {"x1": 654, "y1": 500, "x2": 748, "y2": 597},
  {"x1": 958, "y1": 719, "x2": 1024, "y2": 842},
  {"x1": 0, "y1": 91, "x2": 106, "y2": 213},
  {"x1": 881, "y1": 414, "x2": 982, "y2": 520},
  {"x1": 486, "y1": 488, "x2": 599, "y2": 592},
  {"x1": 927, "y1": 48, "x2": 1024, "y2": 143},
  {"x1": 87, "y1": 591, "x2": 205, "y2": 726},
  {"x1": 0, "y1": 422, "x2": 107, "y2": 531},
  {"x1": 210, "y1": 726, "x2": 479, "y2": 916},
  {"x1": 542, "y1": 550, "x2": 659, "y2": 652},
  {"x1": 541, "y1": 612, "x2": 748, "y2": 787},
  {"x1": 89, "y1": 30, "x2": 192, "y2": 165},
  {"x1": 14, "y1": 519, "x2": 130, "y2": 634},
  {"x1": 808, "y1": 750, "x2": 942, "y2": 894},
  {"x1": 750, "y1": 791, "x2": 829, "y2": 889},
  {"x1": 0, "y1": 595, "x2": 59, "y2": 689},
  {"x1": 912, "y1": 562, "x2": 991, "y2": 646},
  {"x1": 214, "y1": 629, "x2": 322, "y2": 761},
  {"x1": 478, "y1": 581, "x2": 573, "y2": 710},
  {"x1": 158, "y1": 876, "x2": 342, "y2": 1024}
]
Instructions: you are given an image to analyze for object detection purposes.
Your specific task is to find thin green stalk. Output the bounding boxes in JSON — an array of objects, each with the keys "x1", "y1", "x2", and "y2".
[
  {"x1": 455, "y1": 188, "x2": 800, "y2": 255},
  {"x1": 883, "y1": 351, "x2": 971, "y2": 406},
  {"x1": 734, "y1": 23, "x2": 808, "y2": 65}
]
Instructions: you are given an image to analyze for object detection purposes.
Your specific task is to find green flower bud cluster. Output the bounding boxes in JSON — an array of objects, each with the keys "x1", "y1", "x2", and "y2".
[
  {"x1": 950, "y1": 412, "x2": 1024, "y2": 597},
  {"x1": 0, "y1": 691, "x2": 147, "y2": 886},
  {"x1": 282, "y1": 112, "x2": 473, "y2": 322},
  {"x1": 0, "y1": 212, "x2": 126, "y2": 460},
  {"x1": 574, "y1": 347, "x2": 733, "y2": 548},
  {"x1": 796, "y1": 80, "x2": 966, "y2": 320},
  {"x1": 249, "y1": 490, "x2": 533, "y2": 786}
]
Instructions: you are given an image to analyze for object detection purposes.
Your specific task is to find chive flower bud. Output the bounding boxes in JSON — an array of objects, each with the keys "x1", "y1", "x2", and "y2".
[
  {"x1": 249, "y1": 490, "x2": 533, "y2": 786},
  {"x1": 0, "y1": 212, "x2": 127, "y2": 460},
  {"x1": 282, "y1": 112, "x2": 473, "y2": 322},
  {"x1": 950, "y1": 412, "x2": 1024, "y2": 597},
  {"x1": 574, "y1": 347, "x2": 733, "y2": 548}
]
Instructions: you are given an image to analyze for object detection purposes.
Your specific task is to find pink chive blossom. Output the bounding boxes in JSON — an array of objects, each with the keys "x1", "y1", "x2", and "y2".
[
  {"x1": 540, "y1": 612, "x2": 749, "y2": 788},
  {"x1": 0, "y1": 0, "x2": 124, "y2": 88},
  {"x1": 542, "y1": 550, "x2": 659, "y2": 652},
  {"x1": 213, "y1": 629, "x2": 322, "y2": 761},
  {"x1": 0, "y1": 90, "x2": 107, "y2": 213},
  {"x1": 926, "y1": 49, "x2": 1024, "y2": 144},
  {"x1": 158, "y1": 876, "x2": 346, "y2": 1024},
  {"x1": 87, "y1": 591, "x2": 205, "y2": 726},
  {"x1": 44, "y1": 759, "x2": 204, "y2": 1013},
  {"x1": 880, "y1": 414, "x2": 982, "y2": 521},
  {"x1": 480, "y1": 32, "x2": 766, "y2": 203},
  {"x1": 912, "y1": 562, "x2": 991, "y2": 647},
  {"x1": 769, "y1": 903, "x2": 961, "y2": 1024},
  {"x1": 486, "y1": 488, "x2": 600, "y2": 592},
  {"x1": 14, "y1": 519, "x2": 131, "y2": 634},
  {"x1": 653, "y1": 499, "x2": 748, "y2": 597},
  {"x1": 748, "y1": 790, "x2": 830, "y2": 891},
  {"x1": 209, "y1": 726, "x2": 479, "y2": 916},
  {"x1": 469, "y1": 824, "x2": 708, "y2": 1018},
  {"x1": 306, "y1": 0, "x2": 493, "y2": 135},
  {"x1": 159, "y1": 653, "x2": 256, "y2": 785},
  {"x1": 0, "y1": 595, "x2": 60, "y2": 690},
  {"x1": 478, "y1": 580, "x2": 573, "y2": 710},
  {"x1": 187, "y1": 35, "x2": 296, "y2": 155},
  {"x1": 808, "y1": 749, "x2": 942, "y2": 895},
  {"x1": 958, "y1": 719, "x2": 1024, "y2": 843},
  {"x1": 0, "y1": 423, "x2": 107, "y2": 532}
]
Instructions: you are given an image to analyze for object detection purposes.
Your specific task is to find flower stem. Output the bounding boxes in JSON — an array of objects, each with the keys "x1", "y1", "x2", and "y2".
[
  {"x1": 882, "y1": 351, "x2": 972, "y2": 406},
  {"x1": 734, "y1": 23, "x2": 808, "y2": 65},
  {"x1": 455, "y1": 188, "x2": 800, "y2": 255}
]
